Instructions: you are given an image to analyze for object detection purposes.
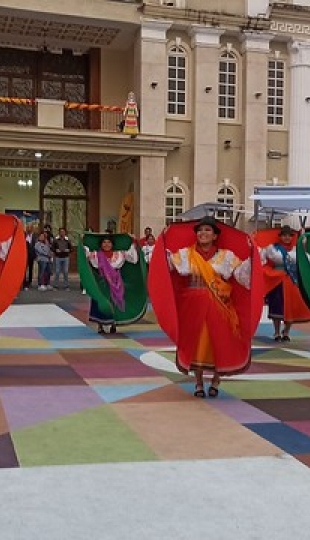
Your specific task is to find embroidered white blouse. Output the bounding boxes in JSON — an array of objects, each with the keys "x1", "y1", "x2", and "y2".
[
  {"x1": 0, "y1": 238, "x2": 12, "y2": 262},
  {"x1": 142, "y1": 244, "x2": 155, "y2": 264},
  {"x1": 85, "y1": 243, "x2": 138, "y2": 269},
  {"x1": 168, "y1": 247, "x2": 251, "y2": 289},
  {"x1": 259, "y1": 244, "x2": 296, "y2": 269}
]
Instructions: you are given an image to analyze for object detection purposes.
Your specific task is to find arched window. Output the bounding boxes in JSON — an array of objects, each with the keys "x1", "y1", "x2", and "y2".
[
  {"x1": 218, "y1": 50, "x2": 238, "y2": 120},
  {"x1": 216, "y1": 184, "x2": 237, "y2": 224},
  {"x1": 165, "y1": 182, "x2": 186, "y2": 225},
  {"x1": 167, "y1": 45, "x2": 188, "y2": 116},
  {"x1": 268, "y1": 58, "x2": 285, "y2": 126}
]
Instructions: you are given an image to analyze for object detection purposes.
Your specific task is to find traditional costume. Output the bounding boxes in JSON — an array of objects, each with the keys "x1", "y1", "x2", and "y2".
[
  {"x1": 148, "y1": 219, "x2": 264, "y2": 375},
  {"x1": 123, "y1": 92, "x2": 139, "y2": 136},
  {"x1": 142, "y1": 242, "x2": 155, "y2": 266},
  {"x1": 78, "y1": 232, "x2": 147, "y2": 331},
  {"x1": 254, "y1": 227, "x2": 310, "y2": 327}
]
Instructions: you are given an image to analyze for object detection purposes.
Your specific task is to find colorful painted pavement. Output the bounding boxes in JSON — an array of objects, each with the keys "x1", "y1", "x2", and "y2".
[{"x1": 1, "y1": 300, "x2": 310, "y2": 469}]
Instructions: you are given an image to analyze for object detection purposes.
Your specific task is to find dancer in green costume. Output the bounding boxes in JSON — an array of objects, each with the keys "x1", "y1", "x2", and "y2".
[
  {"x1": 78, "y1": 232, "x2": 147, "y2": 334},
  {"x1": 296, "y1": 231, "x2": 310, "y2": 309}
]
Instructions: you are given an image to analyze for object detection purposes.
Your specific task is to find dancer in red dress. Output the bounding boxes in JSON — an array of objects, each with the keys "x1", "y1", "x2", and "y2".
[{"x1": 149, "y1": 217, "x2": 264, "y2": 398}]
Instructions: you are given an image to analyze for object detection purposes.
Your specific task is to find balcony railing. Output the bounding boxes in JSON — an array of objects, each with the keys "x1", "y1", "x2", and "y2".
[
  {"x1": 101, "y1": 110, "x2": 124, "y2": 133},
  {"x1": 0, "y1": 98, "x2": 125, "y2": 133}
]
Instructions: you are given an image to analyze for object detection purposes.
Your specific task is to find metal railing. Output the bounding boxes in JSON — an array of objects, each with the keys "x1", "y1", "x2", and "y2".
[{"x1": 101, "y1": 110, "x2": 124, "y2": 133}]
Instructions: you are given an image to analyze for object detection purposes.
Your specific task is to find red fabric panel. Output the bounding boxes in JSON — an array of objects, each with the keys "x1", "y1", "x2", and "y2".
[
  {"x1": 0, "y1": 215, "x2": 27, "y2": 316},
  {"x1": 284, "y1": 276, "x2": 310, "y2": 322},
  {"x1": 148, "y1": 232, "x2": 179, "y2": 344}
]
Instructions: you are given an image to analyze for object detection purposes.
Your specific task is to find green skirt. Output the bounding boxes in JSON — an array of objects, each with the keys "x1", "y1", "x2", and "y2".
[{"x1": 297, "y1": 232, "x2": 310, "y2": 310}]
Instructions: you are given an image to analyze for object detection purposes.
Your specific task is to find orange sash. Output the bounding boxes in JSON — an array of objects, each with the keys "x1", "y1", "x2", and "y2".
[{"x1": 188, "y1": 247, "x2": 239, "y2": 333}]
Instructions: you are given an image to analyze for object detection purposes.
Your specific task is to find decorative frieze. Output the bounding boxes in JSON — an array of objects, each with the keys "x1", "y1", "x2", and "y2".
[{"x1": 271, "y1": 20, "x2": 310, "y2": 36}]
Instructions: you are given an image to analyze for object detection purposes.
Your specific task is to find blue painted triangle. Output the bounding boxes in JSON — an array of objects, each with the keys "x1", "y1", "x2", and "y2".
[{"x1": 92, "y1": 382, "x2": 167, "y2": 403}]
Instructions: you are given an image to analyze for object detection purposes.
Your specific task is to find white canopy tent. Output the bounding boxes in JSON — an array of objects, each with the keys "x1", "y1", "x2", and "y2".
[
  {"x1": 180, "y1": 202, "x2": 243, "y2": 226},
  {"x1": 249, "y1": 186, "x2": 310, "y2": 229},
  {"x1": 180, "y1": 187, "x2": 310, "y2": 230}
]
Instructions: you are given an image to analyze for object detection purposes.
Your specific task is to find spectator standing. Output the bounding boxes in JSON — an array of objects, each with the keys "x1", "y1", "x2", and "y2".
[
  {"x1": 52, "y1": 228, "x2": 72, "y2": 290},
  {"x1": 43, "y1": 224, "x2": 54, "y2": 245},
  {"x1": 43, "y1": 224, "x2": 54, "y2": 284},
  {"x1": 35, "y1": 232, "x2": 53, "y2": 291},
  {"x1": 142, "y1": 234, "x2": 156, "y2": 266},
  {"x1": 23, "y1": 224, "x2": 37, "y2": 290},
  {"x1": 139, "y1": 226, "x2": 153, "y2": 247}
]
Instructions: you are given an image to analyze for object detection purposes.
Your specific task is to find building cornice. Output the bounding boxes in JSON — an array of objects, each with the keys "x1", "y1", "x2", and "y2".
[
  {"x1": 0, "y1": 125, "x2": 183, "y2": 159},
  {"x1": 141, "y1": 18, "x2": 173, "y2": 41},
  {"x1": 271, "y1": 2, "x2": 310, "y2": 19},
  {"x1": 189, "y1": 25, "x2": 224, "y2": 48},
  {"x1": 141, "y1": 4, "x2": 270, "y2": 33},
  {"x1": 241, "y1": 31, "x2": 273, "y2": 53}
]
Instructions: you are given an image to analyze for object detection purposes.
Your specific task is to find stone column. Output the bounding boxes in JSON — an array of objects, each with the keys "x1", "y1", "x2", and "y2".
[
  {"x1": 189, "y1": 25, "x2": 224, "y2": 205},
  {"x1": 288, "y1": 41, "x2": 310, "y2": 186},
  {"x1": 137, "y1": 155, "x2": 166, "y2": 237},
  {"x1": 241, "y1": 32, "x2": 272, "y2": 221},
  {"x1": 138, "y1": 19, "x2": 172, "y2": 135}
]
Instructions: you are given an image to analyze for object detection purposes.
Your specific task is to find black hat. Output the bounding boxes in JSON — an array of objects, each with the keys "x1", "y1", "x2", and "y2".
[
  {"x1": 194, "y1": 216, "x2": 221, "y2": 235},
  {"x1": 279, "y1": 225, "x2": 294, "y2": 237}
]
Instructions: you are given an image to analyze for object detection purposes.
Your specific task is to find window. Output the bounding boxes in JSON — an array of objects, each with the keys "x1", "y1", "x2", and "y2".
[
  {"x1": 216, "y1": 185, "x2": 236, "y2": 224},
  {"x1": 218, "y1": 51, "x2": 237, "y2": 120},
  {"x1": 0, "y1": 47, "x2": 89, "y2": 128},
  {"x1": 165, "y1": 183, "x2": 186, "y2": 225},
  {"x1": 268, "y1": 59, "x2": 285, "y2": 126},
  {"x1": 167, "y1": 45, "x2": 187, "y2": 116}
]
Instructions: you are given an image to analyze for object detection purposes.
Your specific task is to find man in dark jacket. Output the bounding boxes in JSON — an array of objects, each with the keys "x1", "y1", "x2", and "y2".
[
  {"x1": 51, "y1": 227, "x2": 72, "y2": 289},
  {"x1": 23, "y1": 224, "x2": 37, "y2": 290}
]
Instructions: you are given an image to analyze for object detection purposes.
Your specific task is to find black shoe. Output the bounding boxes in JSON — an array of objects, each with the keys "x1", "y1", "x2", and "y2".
[
  {"x1": 110, "y1": 323, "x2": 117, "y2": 334},
  {"x1": 274, "y1": 335, "x2": 282, "y2": 342},
  {"x1": 208, "y1": 385, "x2": 219, "y2": 398},
  {"x1": 98, "y1": 325, "x2": 106, "y2": 334},
  {"x1": 281, "y1": 334, "x2": 291, "y2": 342},
  {"x1": 194, "y1": 385, "x2": 206, "y2": 398}
]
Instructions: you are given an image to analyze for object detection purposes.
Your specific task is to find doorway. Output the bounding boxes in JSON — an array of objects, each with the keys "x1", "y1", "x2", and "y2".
[{"x1": 41, "y1": 171, "x2": 87, "y2": 271}]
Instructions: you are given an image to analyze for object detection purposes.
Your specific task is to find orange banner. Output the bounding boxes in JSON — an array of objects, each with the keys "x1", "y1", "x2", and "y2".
[{"x1": 0, "y1": 97, "x2": 124, "y2": 112}]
